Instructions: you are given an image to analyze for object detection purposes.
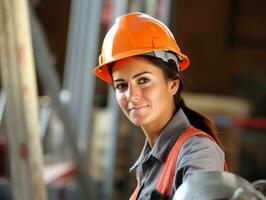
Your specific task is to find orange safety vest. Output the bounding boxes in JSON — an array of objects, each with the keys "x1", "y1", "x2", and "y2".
[{"x1": 129, "y1": 126, "x2": 228, "y2": 200}]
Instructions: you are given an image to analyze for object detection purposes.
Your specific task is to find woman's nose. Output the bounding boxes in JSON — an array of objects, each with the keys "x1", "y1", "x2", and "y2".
[{"x1": 126, "y1": 85, "x2": 140, "y2": 102}]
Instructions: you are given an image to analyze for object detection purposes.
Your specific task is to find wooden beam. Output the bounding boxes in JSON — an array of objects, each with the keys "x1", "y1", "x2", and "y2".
[{"x1": 0, "y1": 0, "x2": 47, "y2": 199}]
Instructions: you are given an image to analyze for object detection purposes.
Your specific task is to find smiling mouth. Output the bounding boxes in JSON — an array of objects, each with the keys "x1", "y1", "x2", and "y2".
[{"x1": 129, "y1": 105, "x2": 147, "y2": 112}]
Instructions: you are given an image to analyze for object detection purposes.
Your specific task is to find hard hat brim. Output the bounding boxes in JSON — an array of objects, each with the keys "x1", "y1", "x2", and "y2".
[{"x1": 93, "y1": 48, "x2": 189, "y2": 83}]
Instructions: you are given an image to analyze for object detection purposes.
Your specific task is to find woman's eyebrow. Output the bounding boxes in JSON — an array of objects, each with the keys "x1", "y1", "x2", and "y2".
[
  {"x1": 113, "y1": 79, "x2": 124, "y2": 82},
  {"x1": 114, "y1": 71, "x2": 152, "y2": 82},
  {"x1": 133, "y1": 71, "x2": 152, "y2": 79}
]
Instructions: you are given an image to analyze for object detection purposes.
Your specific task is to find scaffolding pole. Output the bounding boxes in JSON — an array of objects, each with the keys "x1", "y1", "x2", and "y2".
[
  {"x1": 63, "y1": 0, "x2": 103, "y2": 153},
  {"x1": 0, "y1": 0, "x2": 47, "y2": 200}
]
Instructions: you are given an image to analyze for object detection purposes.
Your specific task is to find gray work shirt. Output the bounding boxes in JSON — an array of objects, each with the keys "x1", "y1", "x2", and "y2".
[{"x1": 129, "y1": 108, "x2": 225, "y2": 200}]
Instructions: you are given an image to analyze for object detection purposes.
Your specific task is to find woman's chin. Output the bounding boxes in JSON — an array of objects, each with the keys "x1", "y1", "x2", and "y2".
[{"x1": 129, "y1": 118, "x2": 149, "y2": 126}]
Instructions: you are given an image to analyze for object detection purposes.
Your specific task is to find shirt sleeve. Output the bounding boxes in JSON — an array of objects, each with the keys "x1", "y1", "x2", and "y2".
[{"x1": 172, "y1": 135, "x2": 225, "y2": 191}]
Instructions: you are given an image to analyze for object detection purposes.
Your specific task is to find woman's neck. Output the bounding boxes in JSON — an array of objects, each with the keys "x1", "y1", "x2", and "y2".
[
  {"x1": 141, "y1": 125, "x2": 161, "y2": 148},
  {"x1": 142, "y1": 105, "x2": 176, "y2": 147}
]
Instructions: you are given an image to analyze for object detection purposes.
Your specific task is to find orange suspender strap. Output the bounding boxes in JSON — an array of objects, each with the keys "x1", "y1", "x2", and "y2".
[
  {"x1": 130, "y1": 171, "x2": 141, "y2": 200},
  {"x1": 129, "y1": 184, "x2": 140, "y2": 200},
  {"x1": 129, "y1": 126, "x2": 227, "y2": 200},
  {"x1": 156, "y1": 126, "x2": 228, "y2": 197}
]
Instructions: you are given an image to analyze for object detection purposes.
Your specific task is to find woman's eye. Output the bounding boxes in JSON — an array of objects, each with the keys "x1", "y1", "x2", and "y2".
[
  {"x1": 138, "y1": 77, "x2": 150, "y2": 84},
  {"x1": 115, "y1": 83, "x2": 128, "y2": 90}
]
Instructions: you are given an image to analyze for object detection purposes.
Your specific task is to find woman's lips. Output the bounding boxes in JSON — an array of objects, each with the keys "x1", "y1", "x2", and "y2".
[{"x1": 129, "y1": 105, "x2": 148, "y2": 112}]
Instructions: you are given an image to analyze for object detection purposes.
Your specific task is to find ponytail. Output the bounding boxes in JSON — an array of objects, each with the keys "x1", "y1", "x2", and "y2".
[{"x1": 178, "y1": 98, "x2": 222, "y2": 147}]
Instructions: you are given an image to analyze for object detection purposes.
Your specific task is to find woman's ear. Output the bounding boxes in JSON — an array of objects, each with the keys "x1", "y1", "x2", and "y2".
[{"x1": 168, "y1": 79, "x2": 179, "y2": 95}]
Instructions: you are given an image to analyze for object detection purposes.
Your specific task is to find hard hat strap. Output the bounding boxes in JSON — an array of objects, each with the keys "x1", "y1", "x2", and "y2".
[{"x1": 143, "y1": 50, "x2": 182, "y2": 71}]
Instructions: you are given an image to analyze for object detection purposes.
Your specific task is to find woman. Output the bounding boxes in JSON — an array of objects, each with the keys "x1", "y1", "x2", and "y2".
[{"x1": 93, "y1": 12, "x2": 227, "y2": 200}]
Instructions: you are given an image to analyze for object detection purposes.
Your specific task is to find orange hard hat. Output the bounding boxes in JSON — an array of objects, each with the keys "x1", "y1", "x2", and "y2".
[{"x1": 93, "y1": 12, "x2": 189, "y2": 83}]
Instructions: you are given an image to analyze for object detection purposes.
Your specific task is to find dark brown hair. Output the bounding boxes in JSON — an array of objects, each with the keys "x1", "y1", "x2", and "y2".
[{"x1": 140, "y1": 56, "x2": 223, "y2": 147}]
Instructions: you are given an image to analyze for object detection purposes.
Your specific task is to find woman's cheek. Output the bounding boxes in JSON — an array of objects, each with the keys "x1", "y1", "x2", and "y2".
[
  {"x1": 116, "y1": 92, "x2": 127, "y2": 109},
  {"x1": 144, "y1": 86, "x2": 161, "y2": 100}
]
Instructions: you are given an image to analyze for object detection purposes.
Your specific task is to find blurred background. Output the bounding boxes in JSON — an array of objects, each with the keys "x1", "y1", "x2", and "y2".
[{"x1": 0, "y1": 0, "x2": 265, "y2": 199}]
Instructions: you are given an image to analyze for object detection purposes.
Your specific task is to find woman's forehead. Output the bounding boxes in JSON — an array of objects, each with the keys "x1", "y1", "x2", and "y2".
[
  {"x1": 112, "y1": 56, "x2": 163, "y2": 80},
  {"x1": 112, "y1": 57, "x2": 156, "y2": 72}
]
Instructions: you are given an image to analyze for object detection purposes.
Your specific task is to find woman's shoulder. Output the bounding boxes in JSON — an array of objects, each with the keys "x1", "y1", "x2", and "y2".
[
  {"x1": 176, "y1": 134, "x2": 225, "y2": 174},
  {"x1": 181, "y1": 134, "x2": 224, "y2": 155}
]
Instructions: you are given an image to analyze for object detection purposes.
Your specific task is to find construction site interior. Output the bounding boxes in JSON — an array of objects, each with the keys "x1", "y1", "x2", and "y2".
[{"x1": 0, "y1": 0, "x2": 266, "y2": 200}]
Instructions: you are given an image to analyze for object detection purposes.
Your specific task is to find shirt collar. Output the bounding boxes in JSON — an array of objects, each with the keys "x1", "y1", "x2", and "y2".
[
  {"x1": 129, "y1": 140, "x2": 151, "y2": 172},
  {"x1": 129, "y1": 108, "x2": 190, "y2": 172}
]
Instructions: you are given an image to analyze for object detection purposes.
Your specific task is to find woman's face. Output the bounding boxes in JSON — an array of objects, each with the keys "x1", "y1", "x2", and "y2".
[{"x1": 112, "y1": 57, "x2": 179, "y2": 127}]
